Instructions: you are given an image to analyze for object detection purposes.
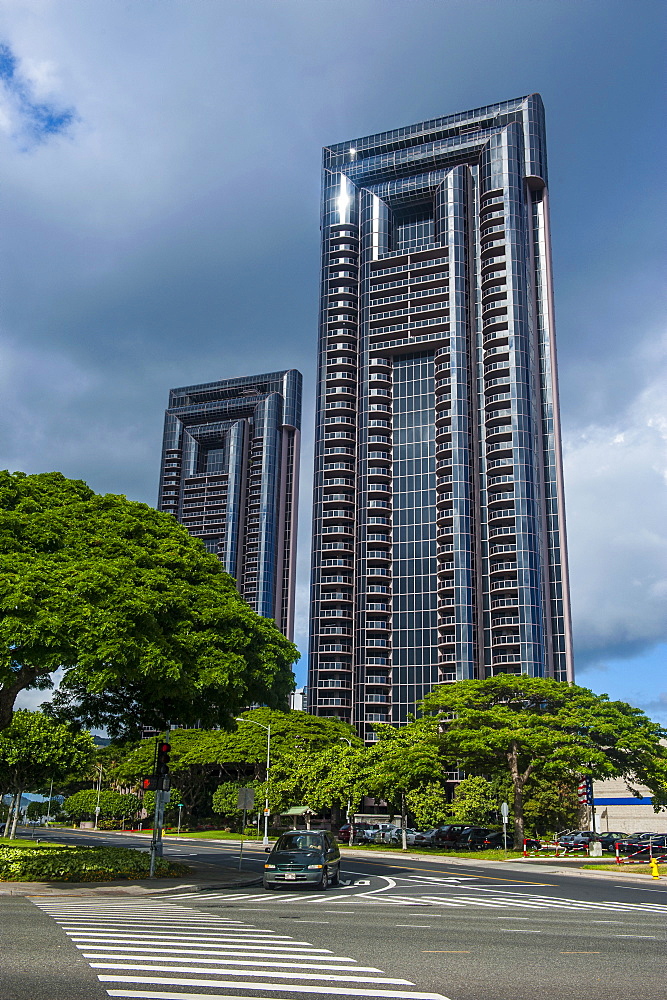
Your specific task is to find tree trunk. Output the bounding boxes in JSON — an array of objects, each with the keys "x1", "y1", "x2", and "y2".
[
  {"x1": 0, "y1": 663, "x2": 40, "y2": 730},
  {"x1": 9, "y1": 789, "x2": 22, "y2": 839},
  {"x1": 506, "y1": 741, "x2": 533, "y2": 849}
]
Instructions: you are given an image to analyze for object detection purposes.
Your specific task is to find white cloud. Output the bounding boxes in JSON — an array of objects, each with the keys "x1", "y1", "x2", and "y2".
[{"x1": 564, "y1": 333, "x2": 667, "y2": 668}]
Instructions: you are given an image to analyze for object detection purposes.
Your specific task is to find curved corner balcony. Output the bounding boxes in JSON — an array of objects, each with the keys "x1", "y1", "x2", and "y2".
[{"x1": 366, "y1": 481, "x2": 391, "y2": 495}]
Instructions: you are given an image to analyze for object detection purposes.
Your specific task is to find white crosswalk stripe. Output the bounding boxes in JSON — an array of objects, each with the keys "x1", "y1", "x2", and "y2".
[
  {"x1": 32, "y1": 898, "x2": 451, "y2": 1000},
  {"x1": 156, "y1": 888, "x2": 667, "y2": 915}
]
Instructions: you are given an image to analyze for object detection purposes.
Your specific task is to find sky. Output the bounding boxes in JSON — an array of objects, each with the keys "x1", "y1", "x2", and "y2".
[{"x1": 1, "y1": 0, "x2": 665, "y2": 722}]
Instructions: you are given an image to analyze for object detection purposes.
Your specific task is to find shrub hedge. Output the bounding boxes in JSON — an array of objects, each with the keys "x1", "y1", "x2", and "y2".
[{"x1": 0, "y1": 844, "x2": 189, "y2": 882}]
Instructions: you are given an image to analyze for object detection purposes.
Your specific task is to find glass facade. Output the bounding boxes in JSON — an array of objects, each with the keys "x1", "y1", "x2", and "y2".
[
  {"x1": 157, "y1": 370, "x2": 302, "y2": 639},
  {"x1": 308, "y1": 94, "x2": 574, "y2": 739}
]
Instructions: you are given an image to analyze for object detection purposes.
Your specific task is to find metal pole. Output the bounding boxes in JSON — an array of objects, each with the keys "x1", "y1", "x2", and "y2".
[
  {"x1": 401, "y1": 791, "x2": 408, "y2": 852},
  {"x1": 239, "y1": 807, "x2": 247, "y2": 870},
  {"x1": 45, "y1": 778, "x2": 54, "y2": 825},
  {"x1": 94, "y1": 766, "x2": 102, "y2": 830},
  {"x1": 263, "y1": 724, "x2": 270, "y2": 847},
  {"x1": 177, "y1": 804, "x2": 183, "y2": 835},
  {"x1": 149, "y1": 788, "x2": 163, "y2": 877}
]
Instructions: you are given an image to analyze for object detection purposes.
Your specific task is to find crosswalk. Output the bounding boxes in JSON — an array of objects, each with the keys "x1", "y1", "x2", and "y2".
[
  {"x1": 159, "y1": 886, "x2": 667, "y2": 915},
  {"x1": 32, "y1": 898, "x2": 451, "y2": 1000}
]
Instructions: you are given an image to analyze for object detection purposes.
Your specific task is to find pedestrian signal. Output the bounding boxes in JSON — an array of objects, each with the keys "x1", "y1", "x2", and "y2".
[{"x1": 142, "y1": 776, "x2": 158, "y2": 791}]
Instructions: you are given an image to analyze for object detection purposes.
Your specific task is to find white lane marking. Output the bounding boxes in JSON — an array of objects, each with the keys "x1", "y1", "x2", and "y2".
[
  {"x1": 82, "y1": 954, "x2": 381, "y2": 971},
  {"x1": 79, "y1": 947, "x2": 356, "y2": 960},
  {"x1": 105, "y1": 993, "x2": 451, "y2": 1000},
  {"x1": 76, "y1": 942, "x2": 335, "y2": 954},
  {"x1": 34, "y1": 899, "x2": 454, "y2": 1000},
  {"x1": 498, "y1": 929, "x2": 542, "y2": 933},
  {"x1": 100, "y1": 978, "x2": 450, "y2": 998},
  {"x1": 345, "y1": 875, "x2": 397, "y2": 897},
  {"x1": 91, "y1": 963, "x2": 413, "y2": 985}
]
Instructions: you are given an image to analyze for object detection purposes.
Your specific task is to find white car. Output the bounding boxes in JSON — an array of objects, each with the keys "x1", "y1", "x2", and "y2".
[{"x1": 369, "y1": 823, "x2": 401, "y2": 843}]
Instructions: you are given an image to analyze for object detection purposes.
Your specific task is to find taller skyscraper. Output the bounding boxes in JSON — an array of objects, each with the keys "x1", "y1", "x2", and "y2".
[
  {"x1": 158, "y1": 370, "x2": 302, "y2": 639},
  {"x1": 308, "y1": 94, "x2": 573, "y2": 738}
]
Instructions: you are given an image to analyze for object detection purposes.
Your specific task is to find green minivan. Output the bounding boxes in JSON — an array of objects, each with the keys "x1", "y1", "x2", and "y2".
[{"x1": 263, "y1": 830, "x2": 341, "y2": 890}]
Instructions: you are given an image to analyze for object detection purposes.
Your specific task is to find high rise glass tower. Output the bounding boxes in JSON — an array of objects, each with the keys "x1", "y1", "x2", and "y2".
[
  {"x1": 308, "y1": 94, "x2": 573, "y2": 738},
  {"x1": 158, "y1": 370, "x2": 302, "y2": 639}
]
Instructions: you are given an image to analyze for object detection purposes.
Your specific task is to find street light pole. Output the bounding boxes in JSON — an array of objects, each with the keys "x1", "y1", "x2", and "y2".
[
  {"x1": 235, "y1": 717, "x2": 271, "y2": 847},
  {"x1": 45, "y1": 777, "x2": 54, "y2": 825}
]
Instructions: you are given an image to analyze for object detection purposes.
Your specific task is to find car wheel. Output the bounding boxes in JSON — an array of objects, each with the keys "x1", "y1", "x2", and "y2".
[
  {"x1": 317, "y1": 868, "x2": 329, "y2": 890},
  {"x1": 330, "y1": 868, "x2": 340, "y2": 886}
]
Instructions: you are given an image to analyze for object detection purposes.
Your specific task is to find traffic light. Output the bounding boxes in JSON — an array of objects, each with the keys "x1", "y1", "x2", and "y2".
[
  {"x1": 156, "y1": 741, "x2": 171, "y2": 776},
  {"x1": 142, "y1": 776, "x2": 158, "y2": 792}
]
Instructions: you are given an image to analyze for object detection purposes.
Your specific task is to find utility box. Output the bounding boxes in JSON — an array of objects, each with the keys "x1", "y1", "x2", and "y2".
[{"x1": 589, "y1": 841, "x2": 602, "y2": 856}]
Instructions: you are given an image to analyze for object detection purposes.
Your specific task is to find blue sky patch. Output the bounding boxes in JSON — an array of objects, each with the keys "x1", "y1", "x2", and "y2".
[{"x1": 0, "y1": 41, "x2": 75, "y2": 145}]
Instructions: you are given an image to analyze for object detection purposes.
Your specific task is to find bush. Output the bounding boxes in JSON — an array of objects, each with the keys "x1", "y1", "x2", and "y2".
[{"x1": 0, "y1": 845, "x2": 189, "y2": 882}]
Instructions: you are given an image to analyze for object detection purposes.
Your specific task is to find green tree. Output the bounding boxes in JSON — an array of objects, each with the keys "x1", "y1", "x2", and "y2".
[
  {"x1": 64, "y1": 789, "x2": 140, "y2": 821},
  {"x1": 0, "y1": 710, "x2": 95, "y2": 837},
  {"x1": 450, "y1": 776, "x2": 497, "y2": 825},
  {"x1": 405, "y1": 782, "x2": 452, "y2": 830},
  {"x1": 0, "y1": 471, "x2": 299, "y2": 734},
  {"x1": 26, "y1": 800, "x2": 47, "y2": 821},
  {"x1": 421, "y1": 677, "x2": 667, "y2": 847},
  {"x1": 113, "y1": 710, "x2": 360, "y2": 819}
]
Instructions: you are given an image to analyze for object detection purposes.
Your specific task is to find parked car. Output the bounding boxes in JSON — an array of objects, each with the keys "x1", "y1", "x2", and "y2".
[
  {"x1": 432, "y1": 824, "x2": 473, "y2": 848},
  {"x1": 558, "y1": 830, "x2": 601, "y2": 847},
  {"x1": 263, "y1": 830, "x2": 341, "y2": 890},
  {"x1": 338, "y1": 822, "x2": 372, "y2": 844},
  {"x1": 482, "y1": 831, "x2": 540, "y2": 850},
  {"x1": 372, "y1": 823, "x2": 401, "y2": 843},
  {"x1": 597, "y1": 832, "x2": 628, "y2": 852},
  {"x1": 385, "y1": 827, "x2": 422, "y2": 845},
  {"x1": 412, "y1": 828, "x2": 438, "y2": 846},
  {"x1": 452, "y1": 827, "x2": 492, "y2": 850},
  {"x1": 617, "y1": 832, "x2": 664, "y2": 855}
]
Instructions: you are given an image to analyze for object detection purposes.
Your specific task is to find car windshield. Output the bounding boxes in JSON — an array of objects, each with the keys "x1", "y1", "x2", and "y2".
[{"x1": 275, "y1": 833, "x2": 325, "y2": 852}]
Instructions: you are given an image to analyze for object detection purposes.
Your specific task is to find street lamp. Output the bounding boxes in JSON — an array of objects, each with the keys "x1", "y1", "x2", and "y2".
[{"x1": 235, "y1": 717, "x2": 271, "y2": 846}]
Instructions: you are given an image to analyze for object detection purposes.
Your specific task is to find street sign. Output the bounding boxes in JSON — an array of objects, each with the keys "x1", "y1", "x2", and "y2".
[
  {"x1": 263, "y1": 808, "x2": 270, "y2": 816},
  {"x1": 501, "y1": 801, "x2": 509, "y2": 821},
  {"x1": 237, "y1": 787, "x2": 255, "y2": 810}
]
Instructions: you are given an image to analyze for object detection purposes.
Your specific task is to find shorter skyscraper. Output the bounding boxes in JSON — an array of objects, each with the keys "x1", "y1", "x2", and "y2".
[{"x1": 158, "y1": 370, "x2": 302, "y2": 639}]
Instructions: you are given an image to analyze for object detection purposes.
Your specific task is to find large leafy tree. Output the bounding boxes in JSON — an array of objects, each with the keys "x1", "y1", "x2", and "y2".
[
  {"x1": 112, "y1": 710, "x2": 359, "y2": 819},
  {"x1": 421, "y1": 677, "x2": 667, "y2": 846},
  {"x1": 0, "y1": 471, "x2": 298, "y2": 735},
  {"x1": 0, "y1": 709, "x2": 95, "y2": 837}
]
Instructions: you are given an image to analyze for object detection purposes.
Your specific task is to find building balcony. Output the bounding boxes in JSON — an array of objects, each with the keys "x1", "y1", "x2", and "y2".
[
  {"x1": 490, "y1": 579, "x2": 518, "y2": 591},
  {"x1": 490, "y1": 560, "x2": 517, "y2": 573},
  {"x1": 483, "y1": 330, "x2": 509, "y2": 348},
  {"x1": 491, "y1": 597, "x2": 519, "y2": 609},
  {"x1": 493, "y1": 635, "x2": 521, "y2": 646}
]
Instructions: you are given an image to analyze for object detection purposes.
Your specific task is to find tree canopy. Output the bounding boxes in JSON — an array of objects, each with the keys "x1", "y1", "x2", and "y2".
[
  {"x1": 63, "y1": 789, "x2": 140, "y2": 820},
  {"x1": 420, "y1": 676, "x2": 667, "y2": 845},
  {"x1": 0, "y1": 471, "x2": 299, "y2": 734}
]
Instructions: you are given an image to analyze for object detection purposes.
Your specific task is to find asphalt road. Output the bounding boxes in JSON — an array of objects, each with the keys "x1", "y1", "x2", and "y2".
[{"x1": 4, "y1": 828, "x2": 666, "y2": 1000}]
